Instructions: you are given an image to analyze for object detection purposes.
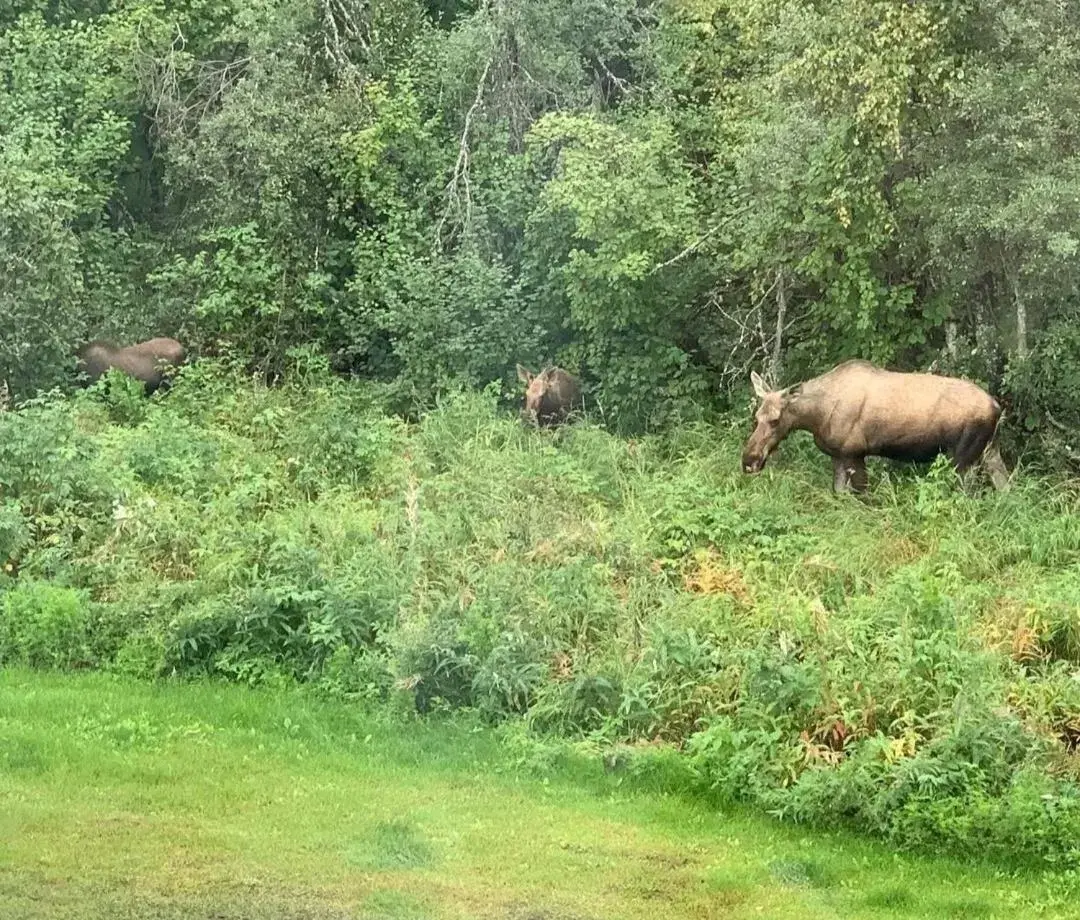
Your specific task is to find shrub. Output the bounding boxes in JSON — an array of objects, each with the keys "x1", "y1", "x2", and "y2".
[
  {"x1": 0, "y1": 581, "x2": 93, "y2": 669},
  {"x1": 1003, "y1": 320, "x2": 1080, "y2": 474}
]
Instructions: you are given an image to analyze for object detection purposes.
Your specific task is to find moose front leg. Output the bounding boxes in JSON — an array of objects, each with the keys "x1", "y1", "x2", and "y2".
[{"x1": 832, "y1": 456, "x2": 868, "y2": 493}]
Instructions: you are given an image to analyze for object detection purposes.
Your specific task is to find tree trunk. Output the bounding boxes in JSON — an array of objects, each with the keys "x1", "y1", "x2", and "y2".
[
  {"x1": 975, "y1": 298, "x2": 996, "y2": 387},
  {"x1": 1014, "y1": 280, "x2": 1028, "y2": 359},
  {"x1": 770, "y1": 268, "x2": 786, "y2": 383}
]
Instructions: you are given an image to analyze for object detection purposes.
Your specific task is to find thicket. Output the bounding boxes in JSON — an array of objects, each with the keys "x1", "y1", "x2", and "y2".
[
  {"x1": 2, "y1": 0, "x2": 1080, "y2": 464},
  {"x1": 2, "y1": 366, "x2": 1080, "y2": 867}
]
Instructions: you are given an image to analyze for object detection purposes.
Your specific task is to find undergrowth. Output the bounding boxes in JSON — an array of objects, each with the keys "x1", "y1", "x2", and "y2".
[{"x1": 1, "y1": 358, "x2": 1080, "y2": 867}]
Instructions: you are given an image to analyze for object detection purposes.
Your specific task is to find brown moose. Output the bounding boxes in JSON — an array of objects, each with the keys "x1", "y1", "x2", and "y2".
[
  {"x1": 516, "y1": 364, "x2": 582, "y2": 427},
  {"x1": 76, "y1": 337, "x2": 187, "y2": 395},
  {"x1": 742, "y1": 359, "x2": 1010, "y2": 492}
]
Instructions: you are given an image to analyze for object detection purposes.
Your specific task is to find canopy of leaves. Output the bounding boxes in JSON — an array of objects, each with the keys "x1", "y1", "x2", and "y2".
[{"x1": 1, "y1": 0, "x2": 1078, "y2": 462}]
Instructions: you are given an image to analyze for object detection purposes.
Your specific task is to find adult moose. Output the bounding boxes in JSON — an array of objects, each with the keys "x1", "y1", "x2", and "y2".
[
  {"x1": 76, "y1": 337, "x2": 187, "y2": 395},
  {"x1": 741, "y1": 360, "x2": 1010, "y2": 492},
  {"x1": 516, "y1": 364, "x2": 582, "y2": 427}
]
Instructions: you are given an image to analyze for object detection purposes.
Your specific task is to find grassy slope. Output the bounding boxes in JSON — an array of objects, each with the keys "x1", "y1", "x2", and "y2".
[
  {"x1": 1, "y1": 668, "x2": 1075, "y2": 920},
  {"x1": 3, "y1": 370, "x2": 1080, "y2": 866}
]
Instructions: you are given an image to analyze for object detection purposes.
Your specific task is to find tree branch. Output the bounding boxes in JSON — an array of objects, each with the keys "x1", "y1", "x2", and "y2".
[
  {"x1": 434, "y1": 55, "x2": 493, "y2": 251},
  {"x1": 648, "y1": 206, "x2": 750, "y2": 275}
]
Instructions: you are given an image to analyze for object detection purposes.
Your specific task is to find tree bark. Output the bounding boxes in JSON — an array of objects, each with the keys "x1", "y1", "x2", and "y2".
[
  {"x1": 770, "y1": 268, "x2": 786, "y2": 383},
  {"x1": 975, "y1": 298, "x2": 996, "y2": 387},
  {"x1": 1014, "y1": 279, "x2": 1028, "y2": 359}
]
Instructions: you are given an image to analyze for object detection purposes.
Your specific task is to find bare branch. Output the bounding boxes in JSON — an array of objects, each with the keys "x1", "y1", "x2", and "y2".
[
  {"x1": 434, "y1": 55, "x2": 494, "y2": 251},
  {"x1": 317, "y1": 0, "x2": 371, "y2": 73},
  {"x1": 140, "y1": 26, "x2": 253, "y2": 144},
  {"x1": 1045, "y1": 410, "x2": 1069, "y2": 432},
  {"x1": 648, "y1": 206, "x2": 751, "y2": 275},
  {"x1": 592, "y1": 56, "x2": 633, "y2": 105},
  {"x1": 708, "y1": 270, "x2": 801, "y2": 392}
]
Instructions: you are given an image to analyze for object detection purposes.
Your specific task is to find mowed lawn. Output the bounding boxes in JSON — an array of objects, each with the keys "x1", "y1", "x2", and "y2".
[{"x1": 0, "y1": 670, "x2": 1074, "y2": 920}]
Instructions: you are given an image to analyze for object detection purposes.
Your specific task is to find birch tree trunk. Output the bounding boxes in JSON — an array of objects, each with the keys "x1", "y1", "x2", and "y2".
[
  {"x1": 770, "y1": 268, "x2": 786, "y2": 383},
  {"x1": 1014, "y1": 279, "x2": 1028, "y2": 359}
]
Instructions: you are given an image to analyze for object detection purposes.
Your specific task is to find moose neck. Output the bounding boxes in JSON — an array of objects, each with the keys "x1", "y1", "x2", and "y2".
[{"x1": 780, "y1": 390, "x2": 822, "y2": 437}]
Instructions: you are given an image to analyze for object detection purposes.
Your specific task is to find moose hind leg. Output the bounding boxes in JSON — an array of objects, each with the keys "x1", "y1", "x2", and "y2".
[
  {"x1": 951, "y1": 425, "x2": 992, "y2": 474},
  {"x1": 850, "y1": 457, "x2": 868, "y2": 493},
  {"x1": 951, "y1": 424, "x2": 1009, "y2": 490},
  {"x1": 832, "y1": 456, "x2": 867, "y2": 492}
]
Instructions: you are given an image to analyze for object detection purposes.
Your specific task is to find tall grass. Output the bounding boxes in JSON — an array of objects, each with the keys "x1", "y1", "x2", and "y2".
[{"x1": 1, "y1": 360, "x2": 1079, "y2": 864}]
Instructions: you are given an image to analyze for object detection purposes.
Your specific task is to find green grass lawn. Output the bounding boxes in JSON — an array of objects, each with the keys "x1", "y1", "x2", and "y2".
[{"x1": 0, "y1": 669, "x2": 1074, "y2": 919}]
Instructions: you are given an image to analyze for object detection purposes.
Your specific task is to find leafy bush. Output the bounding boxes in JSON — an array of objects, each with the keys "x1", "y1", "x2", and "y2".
[
  {"x1": 0, "y1": 581, "x2": 93, "y2": 669},
  {"x1": 1004, "y1": 320, "x2": 1080, "y2": 474},
  {"x1": 0, "y1": 397, "x2": 116, "y2": 520},
  {"x1": 0, "y1": 500, "x2": 31, "y2": 572}
]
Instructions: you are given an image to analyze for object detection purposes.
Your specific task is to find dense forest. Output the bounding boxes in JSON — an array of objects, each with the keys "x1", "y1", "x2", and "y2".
[{"x1": 3, "y1": 0, "x2": 1079, "y2": 465}]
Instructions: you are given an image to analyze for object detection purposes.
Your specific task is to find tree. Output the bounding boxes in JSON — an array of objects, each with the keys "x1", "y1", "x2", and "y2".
[
  {"x1": 0, "y1": 10, "x2": 144, "y2": 394},
  {"x1": 901, "y1": 1, "x2": 1080, "y2": 374}
]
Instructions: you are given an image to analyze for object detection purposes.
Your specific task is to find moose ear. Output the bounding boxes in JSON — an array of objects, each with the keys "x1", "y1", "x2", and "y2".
[
  {"x1": 516, "y1": 364, "x2": 533, "y2": 384},
  {"x1": 750, "y1": 370, "x2": 769, "y2": 399},
  {"x1": 784, "y1": 382, "x2": 802, "y2": 399}
]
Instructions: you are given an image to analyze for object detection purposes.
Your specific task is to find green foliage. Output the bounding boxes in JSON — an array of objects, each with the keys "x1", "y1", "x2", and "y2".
[
  {"x1": 5, "y1": 0, "x2": 1080, "y2": 871},
  {"x1": 0, "y1": 581, "x2": 92, "y2": 669},
  {"x1": 1003, "y1": 320, "x2": 1080, "y2": 473},
  {"x1": 0, "y1": 7, "x2": 151, "y2": 396},
  {"x1": 902, "y1": 1, "x2": 1080, "y2": 371},
  {"x1": 353, "y1": 245, "x2": 530, "y2": 401},
  {"x1": 0, "y1": 0, "x2": 1074, "y2": 459},
  {"x1": 2, "y1": 374, "x2": 1079, "y2": 864},
  {"x1": 4, "y1": 0, "x2": 1080, "y2": 453},
  {"x1": 146, "y1": 52, "x2": 357, "y2": 369},
  {"x1": 151, "y1": 224, "x2": 296, "y2": 355},
  {"x1": 617, "y1": 624, "x2": 728, "y2": 740},
  {"x1": 91, "y1": 368, "x2": 154, "y2": 426},
  {"x1": 0, "y1": 500, "x2": 31, "y2": 571},
  {"x1": 0, "y1": 395, "x2": 117, "y2": 530},
  {"x1": 524, "y1": 112, "x2": 708, "y2": 426}
]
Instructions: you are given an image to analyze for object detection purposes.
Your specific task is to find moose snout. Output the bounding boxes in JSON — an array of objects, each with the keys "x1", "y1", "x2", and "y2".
[{"x1": 741, "y1": 452, "x2": 766, "y2": 474}]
